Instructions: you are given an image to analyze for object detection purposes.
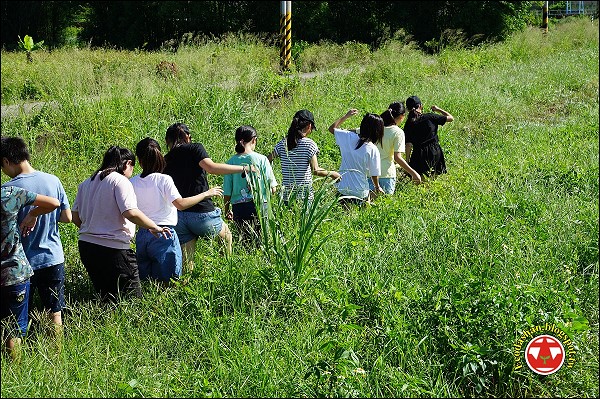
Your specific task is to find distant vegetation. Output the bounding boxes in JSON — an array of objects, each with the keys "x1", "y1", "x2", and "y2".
[
  {"x1": 1, "y1": 1, "x2": 540, "y2": 51},
  {"x1": 0, "y1": 17, "x2": 598, "y2": 398}
]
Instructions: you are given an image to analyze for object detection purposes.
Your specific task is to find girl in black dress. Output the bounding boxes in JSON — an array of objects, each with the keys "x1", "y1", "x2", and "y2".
[{"x1": 403, "y1": 96, "x2": 454, "y2": 177}]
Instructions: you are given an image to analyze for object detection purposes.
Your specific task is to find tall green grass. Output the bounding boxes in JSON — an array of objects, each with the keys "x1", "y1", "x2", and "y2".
[{"x1": 1, "y1": 17, "x2": 598, "y2": 397}]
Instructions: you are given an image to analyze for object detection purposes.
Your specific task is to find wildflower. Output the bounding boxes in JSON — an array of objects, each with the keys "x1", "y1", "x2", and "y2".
[{"x1": 353, "y1": 367, "x2": 366, "y2": 376}]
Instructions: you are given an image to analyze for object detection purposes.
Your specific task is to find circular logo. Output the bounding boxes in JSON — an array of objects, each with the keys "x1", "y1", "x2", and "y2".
[{"x1": 525, "y1": 334, "x2": 565, "y2": 375}]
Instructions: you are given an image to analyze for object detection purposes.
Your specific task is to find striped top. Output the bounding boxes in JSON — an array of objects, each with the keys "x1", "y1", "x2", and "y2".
[{"x1": 272, "y1": 137, "x2": 319, "y2": 201}]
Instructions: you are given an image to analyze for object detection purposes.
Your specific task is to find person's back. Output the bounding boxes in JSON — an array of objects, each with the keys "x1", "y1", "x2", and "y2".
[
  {"x1": 0, "y1": 136, "x2": 71, "y2": 331},
  {"x1": 272, "y1": 137, "x2": 317, "y2": 201}
]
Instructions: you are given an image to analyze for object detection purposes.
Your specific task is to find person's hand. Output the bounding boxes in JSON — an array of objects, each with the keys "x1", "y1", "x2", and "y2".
[
  {"x1": 431, "y1": 105, "x2": 440, "y2": 112},
  {"x1": 204, "y1": 186, "x2": 223, "y2": 198},
  {"x1": 19, "y1": 212, "x2": 38, "y2": 237},
  {"x1": 149, "y1": 226, "x2": 173, "y2": 239},
  {"x1": 411, "y1": 172, "x2": 422, "y2": 185},
  {"x1": 345, "y1": 109, "x2": 359, "y2": 118},
  {"x1": 225, "y1": 209, "x2": 234, "y2": 221},
  {"x1": 330, "y1": 171, "x2": 342, "y2": 182}
]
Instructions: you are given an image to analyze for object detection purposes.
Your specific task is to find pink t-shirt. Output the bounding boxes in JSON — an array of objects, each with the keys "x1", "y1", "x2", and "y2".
[{"x1": 72, "y1": 171, "x2": 138, "y2": 249}]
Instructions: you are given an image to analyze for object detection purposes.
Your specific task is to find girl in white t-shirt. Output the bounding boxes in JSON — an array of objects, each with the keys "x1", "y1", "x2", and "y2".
[
  {"x1": 328, "y1": 109, "x2": 385, "y2": 204},
  {"x1": 131, "y1": 138, "x2": 223, "y2": 283}
]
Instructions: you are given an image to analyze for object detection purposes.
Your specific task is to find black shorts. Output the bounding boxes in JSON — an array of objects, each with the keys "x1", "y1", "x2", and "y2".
[{"x1": 78, "y1": 241, "x2": 141, "y2": 302}]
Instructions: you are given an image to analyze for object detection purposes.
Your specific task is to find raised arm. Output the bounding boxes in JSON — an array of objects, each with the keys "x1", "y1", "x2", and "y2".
[
  {"x1": 328, "y1": 109, "x2": 359, "y2": 134},
  {"x1": 431, "y1": 105, "x2": 454, "y2": 122},
  {"x1": 172, "y1": 186, "x2": 223, "y2": 211},
  {"x1": 200, "y1": 158, "x2": 257, "y2": 176}
]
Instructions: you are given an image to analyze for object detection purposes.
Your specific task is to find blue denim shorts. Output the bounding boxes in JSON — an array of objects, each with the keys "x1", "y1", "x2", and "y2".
[
  {"x1": 1, "y1": 281, "x2": 30, "y2": 338},
  {"x1": 136, "y1": 227, "x2": 182, "y2": 282},
  {"x1": 369, "y1": 177, "x2": 396, "y2": 194},
  {"x1": 29, "y1": 263, "x2": 65, "y2": 313},
  {"x1": 175, "y1": 208, "x2": 224, "y2": 244}
]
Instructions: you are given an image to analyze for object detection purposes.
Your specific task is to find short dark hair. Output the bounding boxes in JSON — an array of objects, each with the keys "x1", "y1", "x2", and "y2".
[{"x1": 0, "y1": 136, "x2": 30, "y2": 164}]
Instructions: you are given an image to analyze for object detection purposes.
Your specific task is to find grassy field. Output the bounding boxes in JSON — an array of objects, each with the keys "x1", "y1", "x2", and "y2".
[{"x1": 1, "y1": 17, "x2": 598, "y2": 397}]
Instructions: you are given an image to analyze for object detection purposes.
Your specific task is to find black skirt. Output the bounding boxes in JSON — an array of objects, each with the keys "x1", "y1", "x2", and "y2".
[{"x1": 409, "y1": 141, "x2": 447, "y2": 176}]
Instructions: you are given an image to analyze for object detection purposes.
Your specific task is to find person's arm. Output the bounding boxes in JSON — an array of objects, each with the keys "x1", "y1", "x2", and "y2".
[
  {"x1": 431, "y1": 105, "x2": 454, "y2": 122},
  {"x1": 309, "y1": 154, "x2": 341, "y2": 182},
  {"x1": 19, "y1": 194, "x2": 61, "y2": 237},
  {"x1": 393, "y1": 152, "x2": 421, "y2": 184},
  {"x1": 370, "y1": 176, "x2": 384, "y2": 198},
  {"x1": 223, "y1": 195, "x2": 233, "y2": 220},
  {"x1": 172, "y1": 186, "x2": 223, "y2": 211},
  {"x1": 405, "y1": 143, "x2": 413, "y2": 163},
  {"x1": 267, "y1": 150, "x2": 276, "y2": 163},
  {"x1": 122, "y1": 208, "x2": 172, "y2": 238},
  {"x1": 199, "y1": 158, "x2": 257, "y2": 175},
  {"x1": 328, "y1": 108, "x2": 359, "y2": 134},
  {"x1": 72, "y1": 211, "x2": 82, "y2": 228},
  {"x1": 59, "y1": 208, "x2": 72, "y2": 223}
]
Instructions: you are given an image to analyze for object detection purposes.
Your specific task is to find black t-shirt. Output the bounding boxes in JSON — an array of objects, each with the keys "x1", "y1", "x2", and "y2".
[
  {"x1": 164, "y1": 143, "x2": 214, "y2": 213},
  {"x1": 404, "y1": 113, "x2": 447, "y2": 147}
]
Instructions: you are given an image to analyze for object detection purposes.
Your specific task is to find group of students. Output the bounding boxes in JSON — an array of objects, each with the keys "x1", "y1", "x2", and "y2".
[{"x1": 1, "y1": 95, "x2": 453, "y2": 359}]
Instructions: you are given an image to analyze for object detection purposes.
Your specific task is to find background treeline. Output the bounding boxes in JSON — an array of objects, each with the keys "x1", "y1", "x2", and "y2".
[{"x1": 1, "y1": 1, "x2": 541, "y2": 52}]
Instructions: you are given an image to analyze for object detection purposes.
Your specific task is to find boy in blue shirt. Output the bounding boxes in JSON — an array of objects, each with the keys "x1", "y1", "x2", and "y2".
[{"x1": 1, "y1": 137, "x2": 72, "y2": 336}]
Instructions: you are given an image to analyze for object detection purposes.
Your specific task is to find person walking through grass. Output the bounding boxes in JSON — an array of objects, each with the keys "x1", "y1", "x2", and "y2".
[
  {"x1": 131, "y1": 137, "x2": 223, "y2": 284},
  {"x1": 72, "y1": 146, "x2": 171, "y2": 303},
  {"x1": 268, "y1": 109, "x2": 341, "y2": 204},
  {"x1": 1, "y1": 185, "x2": 59, "y2": 361},
  {"x1": 375, "y1": 101, "x2": 422, "y2": 191},
  {"x1": 223, "y1": 125, "x2": 277, "y2": 243},
  {"x1": 403, "y1": 95, "x2": 454, "y2": 177},
  {"x1": 163, "y1": 122, "x2": 254, "y2": 269},
  {"x1": 1, "y1": 136, "x2": 72, "y2": 340},
  {"x1": 328, "y1": 109, "x2": 384, "y2": 205}
]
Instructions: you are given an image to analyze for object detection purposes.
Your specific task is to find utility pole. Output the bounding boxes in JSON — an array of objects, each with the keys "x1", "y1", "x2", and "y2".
[
  {"x1": 542, "y1": 1, "x2": 549, "y2": 34},
  {"x1": 280, "y1": 1, "x2": 291, "y2": 71}
]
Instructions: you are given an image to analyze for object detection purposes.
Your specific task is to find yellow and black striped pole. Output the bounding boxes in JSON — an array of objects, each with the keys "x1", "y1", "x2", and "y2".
[
  {"x1": 542, "y1": 1, "x2": 549, "y2": 34},
  {"x1": 280, "y1": 1, "x2": 292, "y2": 71}
]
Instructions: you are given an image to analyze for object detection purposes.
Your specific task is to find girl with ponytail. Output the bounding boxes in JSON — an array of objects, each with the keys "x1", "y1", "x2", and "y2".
[
  {"x1": 370, "y1": 101, "x2": 422, "y2": 193},
  {"x1": 328, "y1": 109, "x2": 385, "y2": 204},
  {"x1": 268, "y1": 109, "x2": 340, "y2": 204},
  {"x1": 72, "y1": 145, "x2": 171, "y2": 302},
  {"x1": 223, "y1": 126, "x2": 277, "y2": 242},
  {"x1": 130, "y1": 138, "x2": 223, "y2": 283},
  {"x1": 403, "y1": 96, "x2": 454, "y2": 177}
]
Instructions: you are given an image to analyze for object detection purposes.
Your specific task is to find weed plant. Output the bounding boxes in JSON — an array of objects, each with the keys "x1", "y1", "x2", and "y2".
[{"x1": 1, "y1": 17, "x2": 598, "y2": 398}]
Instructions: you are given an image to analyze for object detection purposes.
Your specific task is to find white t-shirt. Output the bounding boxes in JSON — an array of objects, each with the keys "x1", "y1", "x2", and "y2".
[
  {"x1": 334, "y1": 129, "x2": 381, "y2": 199},
  {"x1": 72, "y1": 171, "x2": 138, "y2": 249},
  {"x1": 130, "y1": 173, "x2": 182, "y2": 226}
]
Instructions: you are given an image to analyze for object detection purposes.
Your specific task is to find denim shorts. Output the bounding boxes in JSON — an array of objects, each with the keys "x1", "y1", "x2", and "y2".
[
  {"x1": 136, "y1": 227, "x2": 182, "y2": 282},
  {"x1": 1, "y1": 281, "x2": 30, "y2": 338},
  {"x1": 175, "y1": 208, "x2": 224, "y2": 244},
  {"x1": 29, "y1": 263, "x2": 65, "y2": 313},
  {"x1": 369, "y1": 177, "x2": 396, "y2": 194}
]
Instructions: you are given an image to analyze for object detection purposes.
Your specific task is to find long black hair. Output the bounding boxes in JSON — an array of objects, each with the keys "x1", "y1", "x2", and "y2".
[
  {"x1": 91, "y1": 146, "x2": 135, "y2": 181},
  {"x1": 355, "y1": 113, "x2": 384, "y2": 150},
  {"x1": 136, "y1": 137, "x2": 166, "y2": 178},
  {"x1": 380, "y1": 101, "x2": 405, "y2": 127},
  {"x1": 286, "y1": 117, "x2": 312, "y2": 151},
  {"x1": 235, "y1": 125, "x2": 258, "y2": 154}
]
